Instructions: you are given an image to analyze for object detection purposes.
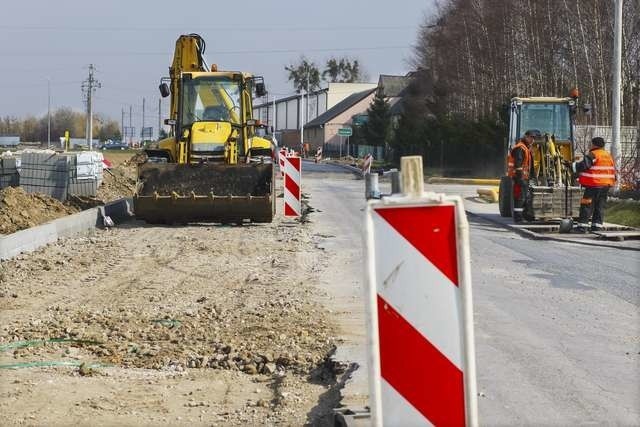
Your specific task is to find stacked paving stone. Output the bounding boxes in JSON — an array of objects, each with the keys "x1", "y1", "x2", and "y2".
[
  {"x1": 68, "y1": 152, "x2": 104, "y2": 197},
  {"x1": 0, "y1": 157, "x2": 19, "y2": 189},
  {"x1": 19, "y1": 151, "x2": 72, "y2": 200},
  {"x1": 3, "y1": 150, "x2": 104, "y2": 201}
]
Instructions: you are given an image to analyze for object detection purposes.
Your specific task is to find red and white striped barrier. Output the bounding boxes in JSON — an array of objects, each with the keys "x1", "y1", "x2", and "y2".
[
  {"x1": 363, "y1": 153, "x2": 373, "y2": 174},
  {"x1": 366, "y1": 193, "x2": 477, "y2": 426},
  {"x1": 283, "y1": 155, "x2": 301, "y2": 217}
]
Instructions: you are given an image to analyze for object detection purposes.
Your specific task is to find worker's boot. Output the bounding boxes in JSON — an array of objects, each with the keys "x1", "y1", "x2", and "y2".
[
  {"x1": 574, "y1": 222, "x2": 589, "y2": 233},
  {"x1": 590, "y1": 223, "x2": 604, "y2": 232}
]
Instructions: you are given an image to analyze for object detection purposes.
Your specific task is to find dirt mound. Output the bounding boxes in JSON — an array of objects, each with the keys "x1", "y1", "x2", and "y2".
[
  {"x1": 96, "y1": 164, "x2": 137, "y2": 202},
  {"x1": 93, "y1": 152, "x2": 143, "y2": 203},
  {"x1": 0, "y1": 187, "x2": 78, "y2": 234}
]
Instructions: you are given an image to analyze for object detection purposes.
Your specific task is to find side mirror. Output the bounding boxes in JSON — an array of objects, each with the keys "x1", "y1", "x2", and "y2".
[
  {"x1": 255, "y1": 82, "x2": 267, "y2": 97},
  {"x1": 164, "y1": 118, "x2": 176, "y2": 126},
  {"x1": 159, "y1": 83, "x2": 170, "y2": 98}
]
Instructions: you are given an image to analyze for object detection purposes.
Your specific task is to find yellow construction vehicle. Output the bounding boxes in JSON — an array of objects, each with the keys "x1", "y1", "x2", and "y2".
[
  {"x1": 134, "y1": 34, "x2": 275, "y2": 224},
  {"x1": 498, "y1": 94, "x2": 585, "y2": 227}
]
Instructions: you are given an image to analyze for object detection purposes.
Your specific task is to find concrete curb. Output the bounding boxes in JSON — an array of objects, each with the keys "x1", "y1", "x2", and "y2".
[
  {"x1": 465, "y1": 210, "x2": 640, "y2": 252},
  {"x1": 428, "y1": 177, "x2": 500, "y2": 185},
  {"x1": 324, "y1": 161, "x2": 364, "y2": 177},
  {"x1": 0, "y1": 197, "x2": 135, "y2": 261},
  {"x1": 0, "y1": 208, "x2": 100, "y2": 260}
]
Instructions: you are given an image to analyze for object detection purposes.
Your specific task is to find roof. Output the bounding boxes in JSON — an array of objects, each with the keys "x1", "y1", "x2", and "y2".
[
  {"x1": 253, "y1": 87, "x2": 328, "y2": 109},
  {"x1": 378, "y1": 75, "x2": 411, "y2": 97},
  {"x1": 306, "y1": 88, "x2": 376, "y2": 128}
]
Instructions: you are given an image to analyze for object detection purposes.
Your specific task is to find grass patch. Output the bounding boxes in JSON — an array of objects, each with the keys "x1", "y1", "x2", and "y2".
[{"x1": 605, "y1": 199, "x2": 640, "y2": 228}]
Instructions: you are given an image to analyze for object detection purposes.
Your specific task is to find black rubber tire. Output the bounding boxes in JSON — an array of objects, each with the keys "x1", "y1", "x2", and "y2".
[{"x1": 498, "y1": 176, "x2": 512, "y2": 217}]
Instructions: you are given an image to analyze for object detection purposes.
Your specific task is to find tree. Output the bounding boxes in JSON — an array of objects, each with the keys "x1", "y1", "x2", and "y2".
[
  {"x1": 363, "y1": 89, "x2": 392, "y2": 147},
  {"x1": 323, "y1": 58, "x2": 363, "y2": 83},
  {"x1": 285, "y1": 57, "x2": 321, "y2": 93},
  {"x1": 97, "y1": 119, "x2": 122, "y2": 141}
]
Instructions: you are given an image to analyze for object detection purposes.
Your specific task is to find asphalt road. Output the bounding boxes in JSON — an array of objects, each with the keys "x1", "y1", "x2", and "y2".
[{"x1": 301, "y1": 160, "x2": 640, "y2": 425}]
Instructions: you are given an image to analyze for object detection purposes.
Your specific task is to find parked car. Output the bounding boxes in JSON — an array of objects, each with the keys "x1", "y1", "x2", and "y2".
[{"x1": 99, "y1": 140, "x2": 129, "y2": 150}]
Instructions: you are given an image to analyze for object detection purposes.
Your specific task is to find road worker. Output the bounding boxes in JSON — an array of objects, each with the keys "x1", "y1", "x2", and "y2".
[
  {"x1": 508, "y1": 129, "x2": 539, "y2": 222},
  {"x1": 571, "y1": 137, "x2": 616, "y2": 232}
]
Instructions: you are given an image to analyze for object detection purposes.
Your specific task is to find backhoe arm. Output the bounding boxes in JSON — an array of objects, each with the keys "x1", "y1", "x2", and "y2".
[{"x1": 168, "y1": 34, "x2": 208, "y2": 124}]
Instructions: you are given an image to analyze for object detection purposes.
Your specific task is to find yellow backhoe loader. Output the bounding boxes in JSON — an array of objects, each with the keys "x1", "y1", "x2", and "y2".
[
  {"x1": 134, "y1": 34, "x2": 275, "y2": 224},
  {"x1": 498, "y1": 94, "x2": 586, "y2": 230}
]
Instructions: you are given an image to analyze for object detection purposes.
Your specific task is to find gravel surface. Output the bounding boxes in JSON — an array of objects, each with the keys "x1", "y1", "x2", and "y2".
[{"x1": 0, "y1": 194, "x2": 346, "y2": 425}]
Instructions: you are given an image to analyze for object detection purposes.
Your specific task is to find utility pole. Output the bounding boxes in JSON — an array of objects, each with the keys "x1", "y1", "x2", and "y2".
[
  {"x1": 611, "y1": 0, "x2": 623, "y2": 193},
  {"x1": 142, "y1": 97, "x2": 146, "y2": 145},
  {"x1": 272, "y1": 96, "x2": 276, "y2": 132},
  {"x1": 81, "y1": 64, "x2": 100, "y2": 150},
  {"x1": 121, "y1": 108, "x2": 125, "y2": 143},
  {"x1": 300, "y1": 91, "x2": 304, "y2": 151},
  {"x1": 158, "y1": 98, "x2": 161, "y2": 140},
  {"x1": 129, "y1": 105, "x2": 133, "y2": 146},
  {"x1": 306, "y1": 73, "x2": 310, "y2": 124},
  {"x1": 47, "y1": 77, "x2": 51, "y2": 149}
]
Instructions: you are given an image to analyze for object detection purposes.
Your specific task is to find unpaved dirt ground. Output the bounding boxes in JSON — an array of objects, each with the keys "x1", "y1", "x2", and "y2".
[
  {"x1": 0, "y1": 187, "x2": 78, "y2": 235},
  {"x1": 0, "y1": 201, "x2": 345, "y2": 425},
  {"x1": 95, "y1": 151, "x2": 141, "y2": 202},
  {"x1": 0, "y1": 151, "x2": 140, "y2": 234}
]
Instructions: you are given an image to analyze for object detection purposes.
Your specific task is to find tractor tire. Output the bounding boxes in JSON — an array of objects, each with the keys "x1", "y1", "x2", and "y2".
[{"x1": 498, "y1": 176, "x2": 512, "y2": 217}]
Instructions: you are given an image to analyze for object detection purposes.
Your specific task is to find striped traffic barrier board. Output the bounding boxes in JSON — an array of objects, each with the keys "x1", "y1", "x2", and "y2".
[
  {"x1": 366, "y1": 193, "x2": 478, "y2": 426},
  {"x1": 283, "y1": 155, "x2": 301, "y2": 217}
]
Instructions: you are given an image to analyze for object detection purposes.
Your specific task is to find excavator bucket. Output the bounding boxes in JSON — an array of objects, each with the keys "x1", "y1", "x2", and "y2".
[{"x1": 133, "y1": 162, "x2": 274, "y2": 224}]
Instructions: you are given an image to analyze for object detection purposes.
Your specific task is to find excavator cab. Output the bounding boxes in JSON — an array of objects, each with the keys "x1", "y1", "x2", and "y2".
[{"x1": 134, "y1": 34, "x2": 275, "y2": 224}]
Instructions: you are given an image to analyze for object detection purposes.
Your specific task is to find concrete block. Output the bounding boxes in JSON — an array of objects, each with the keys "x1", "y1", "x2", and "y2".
[
  {"x1": 68, "y1": 178, "x2": 98, "y2": 197},
  {"x1": 100, "y1": 197, "x2": 134, "y2": 224}
]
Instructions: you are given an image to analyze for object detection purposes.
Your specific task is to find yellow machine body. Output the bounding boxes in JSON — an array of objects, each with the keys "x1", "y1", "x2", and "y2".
[{"x1": 134, "y1": 34, "x2": 275, "y2": 224}]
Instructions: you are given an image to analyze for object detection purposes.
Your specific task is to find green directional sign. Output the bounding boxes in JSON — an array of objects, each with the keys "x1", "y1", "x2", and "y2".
[{"x1": 338, "y1": 127, "x2": 352, "y2": 136}]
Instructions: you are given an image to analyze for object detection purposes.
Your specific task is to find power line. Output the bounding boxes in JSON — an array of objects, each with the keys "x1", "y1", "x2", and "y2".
[
  {"x1": 0, "y1": 80, "x2": 82, "y2": 89},
  {"x1": 0, "y1": 24, "x2": 413, "y2": 33},
  {"x1": 0, "y1": 45, "x2": 412, "y2": 57}
]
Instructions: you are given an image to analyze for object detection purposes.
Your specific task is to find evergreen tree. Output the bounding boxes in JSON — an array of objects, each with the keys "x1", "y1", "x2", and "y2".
[{"x1": 364, "y1": 89, "x2": 391, "y2": 147}]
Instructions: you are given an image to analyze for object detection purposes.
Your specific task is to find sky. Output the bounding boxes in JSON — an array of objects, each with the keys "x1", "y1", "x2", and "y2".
[{"x1": 0, "y1": 0, "x2": 436, "y2": 132}]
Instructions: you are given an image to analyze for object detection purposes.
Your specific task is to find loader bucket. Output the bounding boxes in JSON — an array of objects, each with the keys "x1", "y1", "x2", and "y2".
[{"x1": 133, "y1": 162, "x2": 274, "y2": 224}]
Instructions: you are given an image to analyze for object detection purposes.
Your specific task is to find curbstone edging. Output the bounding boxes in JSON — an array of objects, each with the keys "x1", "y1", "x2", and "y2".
[{"x1": 0, "y1": 197, "x2": 135, "y2": 261}]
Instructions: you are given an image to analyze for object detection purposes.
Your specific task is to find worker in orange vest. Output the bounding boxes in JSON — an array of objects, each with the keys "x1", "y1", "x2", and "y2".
[
  {"x1": 570, "y1": 137, "x2": 616, "y2": 232},
  {"x1": 508, "y1": 129, "x2": 538, "y2": 222}
]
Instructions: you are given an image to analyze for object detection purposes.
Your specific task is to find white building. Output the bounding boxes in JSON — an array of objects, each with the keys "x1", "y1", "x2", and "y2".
[{"x1": 253, "y1": 82, "x2": 377, "y2": 146}]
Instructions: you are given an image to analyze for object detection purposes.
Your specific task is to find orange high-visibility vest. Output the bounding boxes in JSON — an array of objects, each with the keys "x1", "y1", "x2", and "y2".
[
  {"x1": 507, "y1": 140, "x2": 531, "y2": 179},
  {"x1": 578, "y1": 148, "x2": 616, "y2": 187}
]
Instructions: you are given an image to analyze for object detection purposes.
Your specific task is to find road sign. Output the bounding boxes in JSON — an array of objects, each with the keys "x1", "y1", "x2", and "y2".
[
  {"x1": 365, "y1": 162, "x2": 478, "y2": 426},
  {"x1": 141, "y1": 127, "x2": 153, "y2": 139},
  {"x1": 123, "y1": 127, "x2": 135, "y2": 137},
  {"x1": 338, "y1": 127, "x2": 352, "y2": 137}
]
